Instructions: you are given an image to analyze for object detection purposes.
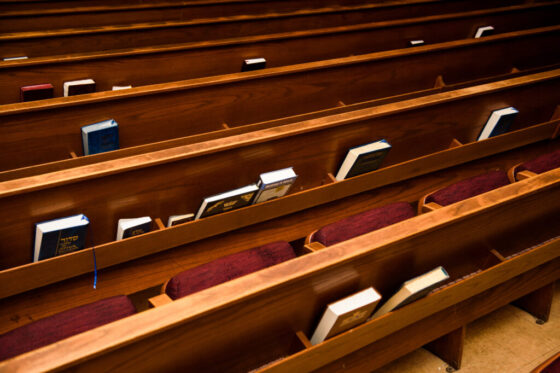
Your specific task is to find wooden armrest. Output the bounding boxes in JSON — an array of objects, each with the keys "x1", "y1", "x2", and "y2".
[
  {"x1": 303, "y1": 242, "x2": 326, "y2": 252},
  {"x1": 421, "y1": 202, "x2": 442, "y2": 213},
  {"x1": 517, "y1": 170, "x2": 537, "y2": 180},
  {"x1": 148, "y1": 293, "x2": 173, "y2": 308}
]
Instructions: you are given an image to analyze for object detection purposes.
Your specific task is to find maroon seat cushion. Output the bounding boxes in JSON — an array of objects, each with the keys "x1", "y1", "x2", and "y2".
[
  {"x1": 543, "y1": 355, "x2": 560, "y2": 373},
  {"x1": 165, "y1": 241, "x2": 296, "y2": 300},
  {"x1": 310, "y1": 202, "x2": 415, "y2": 247},
  {"x1": 517, "y1": 149, "x2": 560, "y2": 175},
  {"x1": 425, "y1": 171, "x2": 509, "y2": 207},
  {"x1": 0, "y1": 295, "x2": 135, "y2": 361}
]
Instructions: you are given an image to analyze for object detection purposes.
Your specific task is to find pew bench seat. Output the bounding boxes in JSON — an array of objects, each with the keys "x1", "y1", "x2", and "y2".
[{"x1": 0, "y1": 295, "x2": 135, "y2": 362}]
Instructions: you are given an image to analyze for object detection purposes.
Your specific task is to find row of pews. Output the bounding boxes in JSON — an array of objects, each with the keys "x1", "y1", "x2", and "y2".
[{"x1": 0, "y1": 0, "x2": 559, "y2": 371}]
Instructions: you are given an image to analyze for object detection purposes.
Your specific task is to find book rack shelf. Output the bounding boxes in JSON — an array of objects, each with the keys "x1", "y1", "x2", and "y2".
[
  {"x1": 1, "y1": 25, "x2": 559, "y2": 171},
  {"x1": 0, "y1": 70, "x2": 558, "y2": 299},
  {"x1": 2, "y1": 169, "x2": 558, "y2": 371},
  {"x1": 1, "y1": 4, "x2": 558, "y2": 105}
]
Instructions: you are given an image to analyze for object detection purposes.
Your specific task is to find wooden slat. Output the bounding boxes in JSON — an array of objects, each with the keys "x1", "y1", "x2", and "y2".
[
  {"x1": 1, "y1": 2, "x2": 559, "y2": 58},
  {"x1": 0, "y1": 0, "x2": 512, "y2": 32}
]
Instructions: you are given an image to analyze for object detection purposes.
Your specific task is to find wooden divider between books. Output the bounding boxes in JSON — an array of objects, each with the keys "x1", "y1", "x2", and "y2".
[
  {"x1": 1, "y1": 7, "x2": 559, "y2": 105},
  {"x1": 0, "y1": 71, "x2": 558, "y2": 299},
  {"x1": 2, "y1": 29, "x2": 560, "y2": 172},
  {"x1": 0, "y1": 0, "x2": 513, "y2": 33},
  {"x1": 1, "y1": 170, "x2": 558, "y2": 372},
  {"x1": 2, "y1": 1, "x2": 559, "y2": 58}
]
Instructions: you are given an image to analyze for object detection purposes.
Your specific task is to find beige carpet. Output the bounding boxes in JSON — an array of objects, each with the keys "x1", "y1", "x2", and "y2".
[{"x1": 375, "y1": 282, "x2": 560, "y2": 373}]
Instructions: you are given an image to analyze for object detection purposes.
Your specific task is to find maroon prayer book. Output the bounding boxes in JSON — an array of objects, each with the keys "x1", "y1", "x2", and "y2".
[{"x1": 20, "y1": 83, "x2": 54, "y2": 102}]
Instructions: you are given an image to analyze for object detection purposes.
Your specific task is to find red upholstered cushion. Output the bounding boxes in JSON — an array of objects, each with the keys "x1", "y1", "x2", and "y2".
[
  {"x1": 0, "y1": 295, "x2": 135, "y2": 361},
  {"x1": 543, "y1": 356, "x2": 560, "y2": 373},
  {"x1": 311, "y1": 202, "x2": 415, "y2": 247},
  {"x1": 425, "y1": 171, "x2": 509, "y2": 207},
  {"x1": 543, "y1": 355, "x2": 560, "y2": 373},
  {"x1": 518, "y1": 149, "x2": 560, "y2": 175},
  {"x1": 165, "y1": 241, "x2": 296, "y2": 300}
]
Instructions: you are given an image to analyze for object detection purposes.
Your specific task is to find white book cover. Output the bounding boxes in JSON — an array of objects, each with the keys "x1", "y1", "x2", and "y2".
[
  {"x1": 195, "y1": 184, "x2": 259, "y2": 220},
  {"x1": 408, "y1": 39, "x2": 425, "y2": 46},
  {"x1": 335, "y1": 139, "x2": 391, "y2": 181},
  {"x1": 253, "y1": 167, "x2": 297, "y2": 204},
  {"x1": 3, "y1": 56, "x2": 28, "y2": 61},
  {"x1": 244, "y1": 57, "x2": 266, "y2": 65},
  {"x1": 371, "y1": 266, "x2": 449, "y2": 318},
  {"x1": 474, "y1": 25, "x2": 494, "y2": 38},
  {"x1": 116, "y1": 216, "x2": 152, "y2": 240},
  {"x1": 112, "y1": 85, "x2": 132, "y2": 90},
  {"x1": 310, "y1": 287, "x2": 381, "y2": 345},
  {"x1": 477, "y1": 106, "x2": 518, "y2": 141},
  {"x1": 64, "y1": 78, "x2": 95, "y2": 97}
]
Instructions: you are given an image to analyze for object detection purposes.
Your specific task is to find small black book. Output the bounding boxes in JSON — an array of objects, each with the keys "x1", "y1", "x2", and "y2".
[
  {"x1": 116, "y1": 217, "x2": 152, "y2": 240},
  {"x1": 20, "y1": 84, "x2": 54, "y2": 102},
  {"x1": 242, "y1": 58, "x2": 266, "y2": 72},
  {"x1": 335, "y1": 139, "x2": 392, "y2": 181},
  {"x1": 64, "y1": 79, "x2": 96, "y2": 97},
  {"x1": 474, "y1": 26, "x2": 494, "y2": 38},
  {"x1": 477, "y1": 107, "x2": 518, "y2": 141},
  {"x1": 195, "y1": 184, "x2": 259, "y2": 219}
]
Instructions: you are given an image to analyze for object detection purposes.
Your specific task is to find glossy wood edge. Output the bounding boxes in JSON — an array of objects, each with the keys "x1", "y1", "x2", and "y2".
[
  {"x1": 1, "y1": 169, "x2": 558, "y2": 372},
  {"x1": 0, "y1": 0, "x2": 436, "y2": 17},
  {"x1": 0, "y1": 118, "x2": 556, "y2": 300}
]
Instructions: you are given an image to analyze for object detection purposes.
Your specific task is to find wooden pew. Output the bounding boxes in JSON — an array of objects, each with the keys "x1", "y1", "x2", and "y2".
[
  {"x1": 0, "y1": 0, "x2": 406, "y2": 12},
  {"x1": 0, "y1": 162, "x2": 558, "y2": 371},
  {"x1": 2, "y1": 1, "x2": 559, "y2": 58},
  {"x1": 1, "y1": 27, "x2": 559, "y2": 172},
  {"x1": 0, "y1": 0, "x2": 518, "y2": 32},
  {"x1": 0, "y1": 70, "x2": 558, "y2": 305},
  {"x1": 2, "y1": 6, "x2": 559, "y2": 105}
]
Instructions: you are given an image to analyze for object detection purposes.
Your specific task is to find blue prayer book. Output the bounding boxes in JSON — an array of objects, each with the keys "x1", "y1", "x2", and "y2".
[
  {"x1": 34, "y1": 214, "x2": 89, "y2": 262},
  {"x1": 81, "y1": 119, "x2": 119, "y2": 155}
]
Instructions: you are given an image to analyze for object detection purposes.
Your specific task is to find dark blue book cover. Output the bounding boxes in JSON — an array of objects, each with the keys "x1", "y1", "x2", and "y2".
[
  {"x1": 82, "y1": 119, "x2": 119, "y2": 155},
  {"x1": 122, "y1": 221, "x2": 152, "y2": 239},
  {"x1": 477, "y1": 107, "x2": 518, "y2": 141},
  {"x1": 336, "y1": 139, "x2": 392, "y2": 180},
  {"x1": 34, "y1": 214, "x2": 89, "y2": 262}
]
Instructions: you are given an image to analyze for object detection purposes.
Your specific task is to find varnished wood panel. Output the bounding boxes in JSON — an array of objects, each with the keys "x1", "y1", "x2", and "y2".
[
  {"x1": 0, "y1": 0, "x2": 522, "y2": 32},
  {"x1": 2, "y1": 2, "x2": 559, "y2": 57}
]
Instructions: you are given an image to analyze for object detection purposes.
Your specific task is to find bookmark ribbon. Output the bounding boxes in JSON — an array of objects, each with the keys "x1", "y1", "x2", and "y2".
[{"x1": 92, "y1": 247, "x2": 98, "y2": 289}]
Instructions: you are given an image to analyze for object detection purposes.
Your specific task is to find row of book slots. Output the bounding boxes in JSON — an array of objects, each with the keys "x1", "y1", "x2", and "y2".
[
  {"x1": 9, "y1": 25, "x2": 497, "y2": 103},
  {"x1": 33, "y1": 105, "x2": 519, "y2": 262},
  {"x1": 15, "y1": 58, "x2": 265, "y2": 103}
]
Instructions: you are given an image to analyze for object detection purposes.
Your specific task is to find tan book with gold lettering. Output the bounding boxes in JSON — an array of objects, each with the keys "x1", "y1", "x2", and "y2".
[{"x1": 310, "y1": 287, "x2": 381, "y2": 345}]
